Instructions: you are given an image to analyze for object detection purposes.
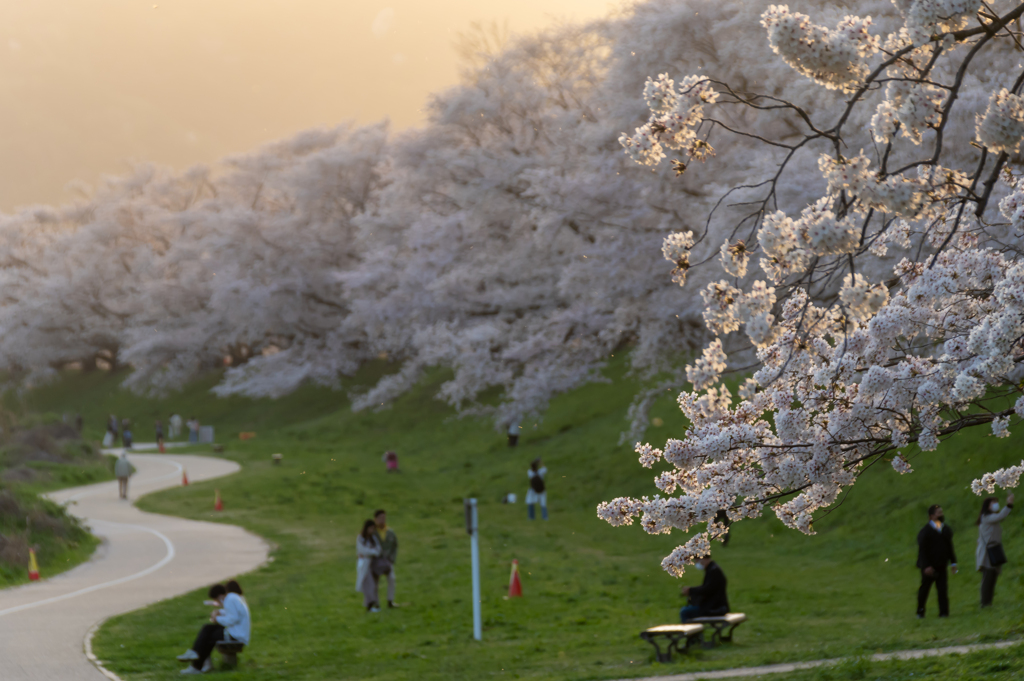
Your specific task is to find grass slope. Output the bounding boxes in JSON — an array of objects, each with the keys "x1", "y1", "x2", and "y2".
[
  {"x1": 22, "y1": 364, "x2": 1024, "y2": 680},
  {"x1": 0, "y1": 419, "x2": 112, "y2": 587}
]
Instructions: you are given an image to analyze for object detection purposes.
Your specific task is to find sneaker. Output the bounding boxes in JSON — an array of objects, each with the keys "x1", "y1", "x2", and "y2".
[
  {"x1": 388, "y1": 601, "x2": 399, "y2": 608},
  {"x1": 180, "y1": 666, "x2": 203, "y2": 675},
  {"x1": 369, "y1": 606, "x2": 381, "y2": 613},
  {"x1": 177, "y1": 650, "x2": 199, "y2": 662},
  {"x1": 201, "y1": 657, "x2": 213, "y2": 672}
]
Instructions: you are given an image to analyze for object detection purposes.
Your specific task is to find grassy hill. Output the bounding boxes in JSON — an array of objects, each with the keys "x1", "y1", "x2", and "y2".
[
  {"x1": 18, "y1": 363, "x2": 1024, "y2": 680},
  {"x1": 0, "y1": 414, "x2": 111, "y2": 586}
]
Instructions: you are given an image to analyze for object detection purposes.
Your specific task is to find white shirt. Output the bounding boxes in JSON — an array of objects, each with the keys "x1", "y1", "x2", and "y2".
[{"x1": 215, "y1": 592, "x2": 251, "y2": 644}]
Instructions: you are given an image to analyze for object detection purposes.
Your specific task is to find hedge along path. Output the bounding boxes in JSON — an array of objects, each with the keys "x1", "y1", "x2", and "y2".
[
  {"x1": 0, "y1": 447, "x2": 269, "y2": 681},
  {"x1": 620, "y1": 639, "x2": 1021, "y2": 681}
]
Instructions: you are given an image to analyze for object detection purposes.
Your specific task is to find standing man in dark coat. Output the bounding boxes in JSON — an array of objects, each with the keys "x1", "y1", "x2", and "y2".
[
  {"x1": 917, "y1": 504, "x2": 958, "y2": 618},
  {"x1": 679, "y1": 555, "x2": 730, "y2": 622},
  {"x1": 374, "y1": 509, "x2": 399, "y2": 608}
]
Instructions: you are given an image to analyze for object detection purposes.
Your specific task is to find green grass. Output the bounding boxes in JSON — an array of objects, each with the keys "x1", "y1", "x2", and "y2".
[
  {"x1": 764, "y1": 646, "x2": 1024, "y2": 680},
  {"x1": 0, "y1": 419, "x2": 114, "y2": 587},
  {"x1": 20, "y1": 363, "x2": 1024, "y2": 679},
  {"x1": 0, "y1": 467, "x2": 108, "y2": 587}
]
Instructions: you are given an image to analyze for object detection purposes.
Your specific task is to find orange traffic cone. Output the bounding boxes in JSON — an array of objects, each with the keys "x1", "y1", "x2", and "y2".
[
  {"x1": 28, "y1": 549, "x2": 40, "y2": 581},
  {"x1": 182, "y1": 469, "x2": 189, "y2": 486},
  {"x1": 214, "y1": 489, "x2": 223, "y2": 511},
  {"x1": 508, "y1": 559, "x2": 523, "y2": 598}
]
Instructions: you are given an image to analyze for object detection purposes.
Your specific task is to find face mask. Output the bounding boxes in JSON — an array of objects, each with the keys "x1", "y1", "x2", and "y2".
[
  {"x1": 694, "y1": 563, "x2": 705, "y2": 571},
  {"x1": 991, "y1": 503, "x2": 1000, "y2": 513}
]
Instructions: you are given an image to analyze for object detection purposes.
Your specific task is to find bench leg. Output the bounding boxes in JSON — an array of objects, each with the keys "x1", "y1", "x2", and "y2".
[{"x1": 642, "y1": 636, "x2": 672, "y2": 663}]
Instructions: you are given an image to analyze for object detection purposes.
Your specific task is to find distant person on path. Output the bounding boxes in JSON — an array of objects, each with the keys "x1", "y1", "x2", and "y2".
[
  {"x1": 679, "y1": 555, "x2": 730, "y2": 622},
  {"x1": 977, "y1": 493, "x2": 1014, "y2": 607},
  {"x1": 122, "y1": 423, "x2": 133, "y2": 450},
  {"x1": 115, "y1": 452, "x2": 132, "y2": 499},
  {"x1": 156, "y1": 420, "x2": 165, "y2": 452},
  {"x1": 178, "y1": 580, "x2": 250, "y2": 675},
  {"x1": 356, "y1": 519, "x2": 383, "y2": 612},
  {"x1": 507, "y1": 421, "x2": 520, "y2": 447},
  {"x1": 170, "y1": 413, "x2": 183, "y2": 439},
  {"x1": 382, "y1": 450, "x2": 399, "y2": 473},
  {"x1": 188, "y1": 417, "x2": 200, "y2": 443},
  {"x1": 917, "y1": 504, "x2": 958, "y2": 618},
  {"x1": 375, "y1": 509, "x2": 399, "y2": 608},
  {"x1": 104, "y1": 414, "x2": 118, "y2": 448},
  {"x1": 526, "y1": 458, "x2": 548, "y2": 520},
  {"x1": 121, "y1": 418, "x2": 131, "y2": 445}
]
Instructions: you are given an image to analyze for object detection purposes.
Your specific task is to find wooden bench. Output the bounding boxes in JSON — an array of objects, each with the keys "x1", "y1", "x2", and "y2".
[
  {"x1": 215, "y1": 640, "x2": 245, "y2": 668},
  {"x1": 639, "y1": 623, "x2": 704, "y2": 662},
  {"x1": 689, "y1": 613, "x2": 747, "y2": 647}
]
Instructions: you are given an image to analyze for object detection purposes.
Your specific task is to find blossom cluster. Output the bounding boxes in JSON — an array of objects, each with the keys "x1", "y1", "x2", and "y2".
[
  {"x1": 620, "y1": 74, "x2": 718, "y2": 166},
  {"x1": 976, "y1": 89, "x2": 1024, "y2": 155},
  {"x1": 892, "y1": 0, "x2": 982, "y2": 44},
  {"x1": 760, "y1": 6, "x2": 879, "y2": 92}
]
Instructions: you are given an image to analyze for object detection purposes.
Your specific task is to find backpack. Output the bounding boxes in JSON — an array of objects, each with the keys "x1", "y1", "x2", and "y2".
[{"x1": 530, "y1": 472, "x2": 546, "y2": 494}]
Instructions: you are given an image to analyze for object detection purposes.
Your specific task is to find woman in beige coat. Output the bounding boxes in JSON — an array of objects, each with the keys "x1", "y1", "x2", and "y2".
[{"x1": 976, "y1": 493, "x2": 1014, "y2": 607}]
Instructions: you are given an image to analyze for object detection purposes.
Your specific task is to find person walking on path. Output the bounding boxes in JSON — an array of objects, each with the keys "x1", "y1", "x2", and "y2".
[
  {"x1": 526, "y1": 458, "x2": 548, "y2": 520},
  {"x1": 507, "y1": 421, "x2": 520, "y2": 447},
  {"x1": 374, "y1": 509, "x2": 399, "y2": 608},
  {"x1": 156, "y1": 420, "x2": 165, "y2": 452},
  {"x1": 104, "y1": 414, "x2": 118, "y2": 448},
  {"x1": 977, "y1": 493, "x2": 1014, "y2": 607},
  {"x1": 679, "y1": 555, "x2": 730, "y2": 622},
  {"x1": 917, "y1": 504, "x2": 958, "y2": 618},
  {"x1": 357, "y1": 519, "x2": 384, "y2": 612},
  {"x1": 122, "y1": 422, "x2": 134, "y2": 450},
  {"x1": 187, "y1": 416, "x2": 200, "y2": 444},
  {"x1": 114, "y1": 452, "x2": 132, "y2": 499},
  {"x1": 178, "y1": 580, "x2": 250, "y2": 675},
  {"x1": 170, "y1": 413, "x2": 183, "y2": 439}
]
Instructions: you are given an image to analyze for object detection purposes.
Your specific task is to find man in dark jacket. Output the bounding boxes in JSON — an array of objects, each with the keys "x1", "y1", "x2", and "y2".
[
  {"x1": 917, "y1": 504, "x2": 958, "y2": 618},
  {"x1": 680, "y1": 556, "x2": 730, "y2": 622},
  {"x1": 374, "y1": 509, "x2": 399, "y2": 608}
]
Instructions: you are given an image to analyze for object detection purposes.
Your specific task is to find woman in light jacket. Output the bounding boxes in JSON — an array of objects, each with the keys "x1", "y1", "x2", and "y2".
[
  {"x1": 356, "y1": 519, "x2": 382, "y2": 612},
  {"x1": 976, "y1": 493, "x2": 1014, "y2": 607}
]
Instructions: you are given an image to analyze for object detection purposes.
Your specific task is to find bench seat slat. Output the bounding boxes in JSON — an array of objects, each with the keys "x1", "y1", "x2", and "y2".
[{"x1": 642, "y1": 624, "x2": 704, "y2": 634}]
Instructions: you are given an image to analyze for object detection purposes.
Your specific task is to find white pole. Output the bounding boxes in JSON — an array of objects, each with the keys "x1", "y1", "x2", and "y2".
[{"x1": 467, "y1": 498, "x2": 482, "y2": 641}]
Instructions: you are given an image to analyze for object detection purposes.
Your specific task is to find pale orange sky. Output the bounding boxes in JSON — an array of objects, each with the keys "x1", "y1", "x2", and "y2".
[{"x1": 0, "y1": 0, "x2": 617, "y2": 211}]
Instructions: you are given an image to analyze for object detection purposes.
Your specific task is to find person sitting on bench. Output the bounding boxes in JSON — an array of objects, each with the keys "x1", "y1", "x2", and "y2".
[
  {"x1": 178, "y1": 580, "x2": 250, "y2": 674},
  {"x1": 679, "y1": 555, "x2": 729, "y2": 623}
]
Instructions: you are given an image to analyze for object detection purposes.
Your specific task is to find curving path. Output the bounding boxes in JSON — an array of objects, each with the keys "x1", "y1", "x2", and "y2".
[{"x1": 0, "y1": 447, "x2": 268, "y2": 681}]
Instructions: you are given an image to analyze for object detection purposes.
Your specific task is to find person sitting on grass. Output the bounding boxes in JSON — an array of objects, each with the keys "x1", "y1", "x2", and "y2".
[
  {"x1": 679, "y1": 555, "x2": 730, "y2": 623},
  {"x1": 177, "y1": 580, "x2": 250, "y2": 675}
]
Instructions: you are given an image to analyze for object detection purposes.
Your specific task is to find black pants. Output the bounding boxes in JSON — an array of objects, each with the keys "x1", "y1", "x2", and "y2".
[
  {"x1": 981, "y1": 567, "x2": 999, "y2": 606},
  {"x1": 190, "y1": 623, "x2": 225, "y2": 669},
  {"x1": 917, "y1": 568, "x2": 949, "y2": 617},
  {"x1": 508, "y1": 434, "x2": 518, "y2": 447}
]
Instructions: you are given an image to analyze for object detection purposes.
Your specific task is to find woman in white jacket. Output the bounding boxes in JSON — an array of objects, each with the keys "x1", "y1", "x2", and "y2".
[
  {"x1": 356, "y1": 519, "x2": 383, "y2": 612},
  {"x1": 976, "y1": 493, "x2": 1014, "y2": 608}
]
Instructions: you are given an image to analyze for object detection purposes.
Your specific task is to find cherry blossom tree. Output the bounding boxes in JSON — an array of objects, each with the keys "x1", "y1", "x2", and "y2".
[{"x1": 600, "y1": 0, "x2": 1024, "y2": 576}]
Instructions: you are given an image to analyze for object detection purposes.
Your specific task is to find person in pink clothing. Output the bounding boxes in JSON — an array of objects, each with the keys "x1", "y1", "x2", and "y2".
[{"x1": 382, "y1": 450, "x2": 399, "y2": 473}]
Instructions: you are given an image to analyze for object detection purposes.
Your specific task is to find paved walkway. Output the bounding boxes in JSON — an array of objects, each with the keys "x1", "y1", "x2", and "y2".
[
  {"x1": 622, "y1": 639, "x2": 1021, "y2": 680},
  {"x1": 0, "y1": 448, "x2": 268, "y2": 681}
]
